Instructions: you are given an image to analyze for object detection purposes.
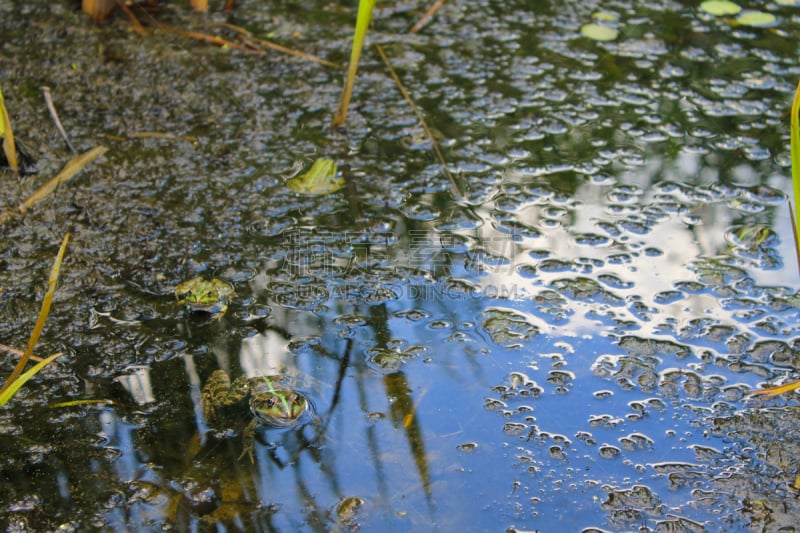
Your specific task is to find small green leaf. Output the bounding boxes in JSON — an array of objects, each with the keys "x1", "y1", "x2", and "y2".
[
  {"x1": 775, "y1": 0, "x2": 800, "y2": 6},
  {"x1": 580, "y1": 23, "x2": 619, "y2": 42},
  {"x1": 700, "y1": 0, "x2": 742, "y2": 15},
  {"x1": 592, "y1": 11, "x2": 618, "y2": 22},
  {"x1": 735, "y1": 10, "x2": 777, "y2": 26}
]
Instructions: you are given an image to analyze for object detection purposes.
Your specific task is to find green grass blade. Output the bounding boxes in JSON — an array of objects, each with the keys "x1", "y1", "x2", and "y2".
[
  {"x1": 791, "y1": 81, "x2": 800, "y2": 274},
  {"x1": 0, "y1": 352, "x2": 61, "y2": 407},
  {"x1": 332, "y1": 0, "x2": 376, "y2": 127}
]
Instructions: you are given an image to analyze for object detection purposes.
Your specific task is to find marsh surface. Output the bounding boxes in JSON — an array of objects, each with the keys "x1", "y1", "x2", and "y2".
[{"x1": 2, "y1": 0, "x2": 800, "y2": 531}]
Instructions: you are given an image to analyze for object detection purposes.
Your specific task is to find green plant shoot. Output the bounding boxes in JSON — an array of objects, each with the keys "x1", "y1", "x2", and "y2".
[
  {"x1": 332, "y1": 0, "x2": 376, "y2": 127},
  {"x1": 791, "y1": 81, "x2": 800, "y2": 274},
  {"x1": 0, "y1": 353, "x2": 61, "y2": 407}
]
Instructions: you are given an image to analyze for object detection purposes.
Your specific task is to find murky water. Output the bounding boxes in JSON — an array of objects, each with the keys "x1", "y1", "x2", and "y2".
[{"x1": 3, "y1": 0, "x2": 800, "y2": 530}]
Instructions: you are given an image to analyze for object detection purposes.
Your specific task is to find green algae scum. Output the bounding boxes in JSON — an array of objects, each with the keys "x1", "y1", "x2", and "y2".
[{"x1": 3, "y1": 0, "x2": 800, "y2": 530}]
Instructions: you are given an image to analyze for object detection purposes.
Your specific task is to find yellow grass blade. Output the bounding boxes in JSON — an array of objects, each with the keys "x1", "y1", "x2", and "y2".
[
  {"x1": 749, "y1": 380, "x2": 800, "y2": 398},
  {"x1": 0, "y1": 86, "x2": 19, "y2": 172},
  {"x1": 0, "y1": 233, "x2": 70, "y2": 398},
  {"x1": 49, "y1": 398, "x2": 117, "y2": 408},
  {"x1": 0, "y1": 352, "x2": 62, "y2": 407},
  {"x1": 18, "y1": 145, "x2": 107, "y2": 214}
]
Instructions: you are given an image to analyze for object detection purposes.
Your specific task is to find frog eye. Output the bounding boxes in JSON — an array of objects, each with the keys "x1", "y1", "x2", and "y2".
[{"x1": 266, "y1": 397, "x2": 277, "y2": 408}]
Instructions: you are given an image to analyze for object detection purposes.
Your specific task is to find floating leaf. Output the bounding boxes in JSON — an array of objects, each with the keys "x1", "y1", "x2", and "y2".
[
  {"x1": 286, "y1": 158, "x2": 344, "y2": 194},
  {"x1": 775, "y1": 0, "x2": 800, "y2": 6},
  {"x1": 700, "y1": 0, "x2": 742, "y2": 15},
  {"x1": 736, "y1": 10, "x2": 777, "y2": 26},
  {"x1": 580, "y1": 23, "x2": 619, "y2": 42},
  {"x1": 592, "y1": 11, "x2": 619, "y2": 22}
]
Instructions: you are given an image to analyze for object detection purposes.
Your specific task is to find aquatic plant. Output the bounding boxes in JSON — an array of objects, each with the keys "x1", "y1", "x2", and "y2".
[
  {"x1": 0, "y1": 86, "x2": 18, "y2": 172},
  {"x1": 332, "y1": 0, "x2": 376, "y2": 127},
  {"x1": 750, "y1": 81, "x2": 800, "y2": 398},
  {"x1": 791, "y1": 80, "x2": 800, "y2": 268},
  {"x1": 700, "y1": 0, "x2": 742, "y2": 16},
  {"x1": 0, "y1": 146, "x2": 108, "y2": 224},
  {"x1": 0, "y1": 234, "x2": 69, "y2": 407}
]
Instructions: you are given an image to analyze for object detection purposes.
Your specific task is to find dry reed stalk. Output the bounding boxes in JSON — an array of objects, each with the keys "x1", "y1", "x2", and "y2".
[
  {"x1": 409, "y1": 0, "x2": 445, "y2": 33},
  {"x1": 375, "y1": 44, "x2": 462, "y2": 197}
]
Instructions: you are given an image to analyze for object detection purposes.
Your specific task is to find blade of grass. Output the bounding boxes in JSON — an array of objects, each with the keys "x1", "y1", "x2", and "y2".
[
  {"x1": 791, "y1": 81, "x2": 800, "y2": 275},
  {"x1": 332, "y1": 0, "x2": 376, "y2": 127},
  {"x1": 749, "y1": 380, "x2": 800, "y2": 398},
  {"x1": 0, "y1": 353, "x2": 62, "y2": 407},
  {"x1": 0, "y1": 233, "x2": 69, "y2": 398},
  {"x1": 0, "y1": 86, "x2": 19, "y2": 172},
  {"x1": 0, "y1": 343, "x2": 48, "y2": 363},
  {"x1": 210, "y1": 23, "x2": 341, "y2": 68},
  {"x1": 42, "y1": 86, "x2": 76, "y2": 153},
  {"x1": 409, "y1": 0, "x2": 445, "y2": 34},
  {"x1": 115, "y1": 0, "x2": 147, "y2": 35},
  {"x1": 375, "y1": 44, "x2": 463, "y2": 198},
  {"x1": 49, "y1": 398, "x2": 117, "y2": 408},
  {"x1": 750, "y1": 81, "x2": 800, "y2": 398},
  {"x1": 5, "y1": 145, "x2": 107, "y2": 221},
  {"x1": 153, "y1": 22, "x2": 264, "y2": 54},
  {"x1": 240, "y1": 35, "x2": 341, "y2": 68}
]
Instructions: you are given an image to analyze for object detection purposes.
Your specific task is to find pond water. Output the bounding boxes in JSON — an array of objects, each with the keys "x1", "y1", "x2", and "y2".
[{"x1": 2, "y1": 0, "x2": 800, "y2": 531}]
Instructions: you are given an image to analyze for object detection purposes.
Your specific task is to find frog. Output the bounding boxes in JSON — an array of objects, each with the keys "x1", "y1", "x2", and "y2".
[
  {"x1": 202, "y1": 369, "x2": 313, "y2": 463},
  {"x1": 728, "y1": 224, "x2": 774, "y2": 252},
  {"x1": 175, "y1": 277, "x2": 235, "y2": 320},
  {"x1": 285, "y1": 157, "x2": 344, "y2": 195}
]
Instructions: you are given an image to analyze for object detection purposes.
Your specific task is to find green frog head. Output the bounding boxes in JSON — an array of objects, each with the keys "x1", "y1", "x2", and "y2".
[
  {"x1": 175, "y1": 277, "x2": 235, "y2": 320},
  {"x1": 248, "y1": 376, "x2": 310, "y2": 427}
]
